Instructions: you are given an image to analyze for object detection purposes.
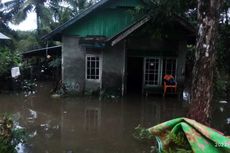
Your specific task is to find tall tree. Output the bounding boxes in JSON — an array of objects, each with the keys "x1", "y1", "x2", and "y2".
[
  {"x1": 49, "y1": 0, "x2": 95, "y2": 26},
  {"x1": 188, "y1": 0, "x2": 222, "y2": 125},
  {"x1": 12, "y1": 0, "x2": 52, "y2": 36},
  {"x1": 0, "y1": 0, "x2": 20, "y2": 36}
]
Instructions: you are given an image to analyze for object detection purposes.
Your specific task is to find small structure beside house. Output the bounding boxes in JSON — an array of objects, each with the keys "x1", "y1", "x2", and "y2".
[
  {"x1": 22, "y1": 46, "x2": 61, "y2": 81},
  {"x1": 43, "y1": 0, "x2": 195, "y2": 96}
]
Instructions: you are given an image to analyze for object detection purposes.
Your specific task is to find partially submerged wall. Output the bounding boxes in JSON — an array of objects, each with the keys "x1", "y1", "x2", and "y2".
[
  {"x1": 62, "y1": 36, "x2": 125, "y2": 95},
  {"x1": 62, "y1": 36, "x2": 85, "y2": 94},
  {"x1": 102, "y1": 41, "x2": 126, "y2": 95}
]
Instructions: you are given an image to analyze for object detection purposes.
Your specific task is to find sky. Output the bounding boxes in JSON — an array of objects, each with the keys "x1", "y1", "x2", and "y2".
[
  {"x1": 9, "y1": 12, "x2": 37, "y2": 31},
  {"x1": 2, "y1": 0, "x2": 37, "y2": 31}
]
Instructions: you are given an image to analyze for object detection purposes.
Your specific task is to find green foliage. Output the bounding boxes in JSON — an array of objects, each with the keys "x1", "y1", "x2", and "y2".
[
  {"x1": 0, "y1": 0, "x2": 95, "y2": 36},
  {"x1": 164, "y1": 132, "x2": 192, "y2": 153},
  {"x1": 0, "y1": 48, "x2": 21, "y2": 76},
  {"x1": 48, "y1": 57, "x2": 61, "y2": 68},
  {"x1": 0, "y1": 114, "x2": 26, "y2": 153},
  {"x1": 13, "y1": 31, "x2": 41, "y2": 52},
  {"x1": 133, "y1": 125, "x2": 155, "y2": 142},
  {"x1": 133, "y1": 125, "x2": 192, "y2": 153},
  {"x1": 140, "y1": 0, "x2": 197, "y2": 25},
  {"x1": 214, "y1": 22, "x2": 230, "y2": 102},
  {"x1": 217, "y1": 25, "x2": 230, "y2": 74},
  {"x1": 133, "y1": 125, "x2": 157, "y2": 153},
  {"x1": 214, "y1": 75, "x2": 227, "y2": 101}
]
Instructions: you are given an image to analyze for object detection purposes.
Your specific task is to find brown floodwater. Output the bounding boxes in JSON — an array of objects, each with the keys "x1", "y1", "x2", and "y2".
[{"x1": 2, "y1": 82, "x2": 221, "y2": 153}]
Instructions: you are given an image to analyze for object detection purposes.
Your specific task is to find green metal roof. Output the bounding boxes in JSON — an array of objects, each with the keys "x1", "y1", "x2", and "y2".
[
  {"x1": 64, "y1": 8, "x2": 137, "y2": 38},
  {"x1": 42, "y1": 0, "x2": 195, "y2": 43},
  {"x1": 42, "y1": 0, "x2": 144, "y2": 40}
]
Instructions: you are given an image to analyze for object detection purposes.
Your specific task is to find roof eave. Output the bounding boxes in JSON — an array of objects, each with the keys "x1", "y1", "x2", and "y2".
[
  {"x1": 107, "y1": 16, "x2": 151, "y2": 46},
  {"x1": 107, "y1": 15, "x2": 196, "y2": 46}
]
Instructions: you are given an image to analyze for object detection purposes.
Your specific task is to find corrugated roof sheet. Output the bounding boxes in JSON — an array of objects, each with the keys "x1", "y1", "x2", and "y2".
[{"x1": 0, "y1": 32, "x2": 10, "y2": 39}]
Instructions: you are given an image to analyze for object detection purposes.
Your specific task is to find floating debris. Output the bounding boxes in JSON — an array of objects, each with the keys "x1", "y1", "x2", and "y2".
[
  {"x1": 182, "y1": 90, "x2": 191, "y2": 103},
  {"x1": 40, "y1": 123, "x2": 49, "y2": 131},
  {"x1": 52, "y1": 125, "x2": 59, "y2": 129},
  {"x1": 29, "y1": 109, "x2": 38, "y2": 119},
  {"x1": 219, "y1": 101, "x2": 228, "y2": 104},
  {"x1": 219, "y1": 107, "x2": 224, "y2": 112},
  {"x1": 29, "y1": 130, "x2": 37, "y2": 138},
  {"x1": 227, "y1": 118, "x2": 230, "y2": 125},
  {"x1": 51, "y1": 94, "x2": 61, "y2": 98}
]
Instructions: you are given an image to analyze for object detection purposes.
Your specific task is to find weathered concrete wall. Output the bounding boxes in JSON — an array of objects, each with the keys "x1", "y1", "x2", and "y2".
[
  {"x1": 62, "y1": 35, "x2": 85, "y2": 94},
  {"x1": 62, "y1": 35, "x2": 124, "y2": 95},
  {"x1": 102, "y1": 41, "x2": 125, "y2": 94}
]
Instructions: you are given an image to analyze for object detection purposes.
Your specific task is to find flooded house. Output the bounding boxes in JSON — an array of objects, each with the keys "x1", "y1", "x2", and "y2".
[{"x1": 43, "y1": 0, "x2": 195, "y2": 96}]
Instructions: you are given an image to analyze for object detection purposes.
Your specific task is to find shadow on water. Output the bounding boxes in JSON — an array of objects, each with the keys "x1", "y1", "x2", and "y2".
[
  {"x1": 212, "y1": 100, "x2": 230, "y2": 135},
  {"x1": 0, "y1": 82, "x2": 188, "y2": 153}
]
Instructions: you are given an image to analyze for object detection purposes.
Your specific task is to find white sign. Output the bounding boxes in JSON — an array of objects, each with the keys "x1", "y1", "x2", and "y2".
[{"x1": 11, "y1": 67, "x2": 20, "y2": 78}]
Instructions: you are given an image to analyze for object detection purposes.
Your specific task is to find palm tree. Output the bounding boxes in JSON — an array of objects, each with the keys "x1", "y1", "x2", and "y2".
[
  {"x1": 0, "y1": 0, "x2": 20, "y2": 33},
  {"x1": 12, "y1": 0, "x2": 52, "y2": 36},
  {"x1": 49, "y1": 0, "x2": 96, "y2": 26}
]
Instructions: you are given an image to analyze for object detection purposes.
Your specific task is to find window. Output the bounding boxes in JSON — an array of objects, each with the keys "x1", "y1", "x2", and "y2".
[
  {"x1": 144, "y1": 58, "x2": 161, "y2": 86},
  {"x1": 162, "y1": 58, "x2": 177, "y2": 77},
  {"x1": 86, "y1": 55, "x2": 100, "y2": 80}
]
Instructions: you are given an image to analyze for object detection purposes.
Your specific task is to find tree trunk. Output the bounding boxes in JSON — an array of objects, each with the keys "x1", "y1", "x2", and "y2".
[
  {"x1": 188, "y1": 0, "x2": 222, "y2": 125},
  {"x1": 35, "y1": 4, "x2": 41, "y2": 37}
]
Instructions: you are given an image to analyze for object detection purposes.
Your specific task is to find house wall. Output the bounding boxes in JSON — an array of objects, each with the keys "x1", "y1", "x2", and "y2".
[
  {"x1": 102, "y1": 41, "x2": 126, "y2": 94},
  {"x1": 62, "y1": 35, "x2": 125, "y2": 95},
  {"x1": 62, "y1": 36, "x2": 85, "y2": 94}
]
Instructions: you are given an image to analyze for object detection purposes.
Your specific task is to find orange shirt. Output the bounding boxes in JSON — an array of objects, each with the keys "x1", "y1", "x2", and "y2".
[{"x1": 164, "y1": 74, "x2": 174, "y2": 81}]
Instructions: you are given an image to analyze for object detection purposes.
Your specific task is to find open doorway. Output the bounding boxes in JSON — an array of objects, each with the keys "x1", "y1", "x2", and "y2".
[{"x1": 127, "y1": 57, "x2": 143, "y2": 94}]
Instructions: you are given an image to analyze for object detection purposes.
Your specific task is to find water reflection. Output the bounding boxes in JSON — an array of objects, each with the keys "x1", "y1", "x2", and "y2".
[
  {"x1": 85, "y1": 107, "x2": 101, "y2": 131},
  {"x1": 212, "y1": 100, "x2": 230, "y2": 135},
  {"x1": 0, "y1": 83, "x2": 186, "y2": 153}
]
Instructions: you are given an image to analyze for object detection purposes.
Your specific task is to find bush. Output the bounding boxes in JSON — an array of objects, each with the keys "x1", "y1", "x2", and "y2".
[
  {"x1": 0, "y1": 48, "x2": 21, "y2": 77},
  {"x1": 0, "y1": 114, "x2": 26, "y2": 153},
  {"x1": 133, "y1": 125, "x2": 192, "y2": 153}
]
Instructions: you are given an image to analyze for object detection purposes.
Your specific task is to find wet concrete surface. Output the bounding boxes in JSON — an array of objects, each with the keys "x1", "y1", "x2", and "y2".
[{"x1": 1, "y1": 82, "x2": 228, "y2": 153}]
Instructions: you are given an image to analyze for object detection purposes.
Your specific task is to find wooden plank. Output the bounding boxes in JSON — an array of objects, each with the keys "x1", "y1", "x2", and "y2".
[{"x1": 111, "y1": 17, "x2": 150, "y2": 46}]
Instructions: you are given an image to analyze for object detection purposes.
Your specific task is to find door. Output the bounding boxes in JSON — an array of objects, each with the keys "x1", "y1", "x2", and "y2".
[
  {"x1": 144, "y1": 57, "x2": 161, "y2": 86},
  {"x1": 127, "y1": 57, "x2": 143, "y2": 94}
]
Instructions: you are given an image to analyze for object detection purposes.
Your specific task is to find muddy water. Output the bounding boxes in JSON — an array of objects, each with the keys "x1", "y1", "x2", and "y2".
[{"x1": 0, "y1": 82, "x2": 186, "y2": 153}]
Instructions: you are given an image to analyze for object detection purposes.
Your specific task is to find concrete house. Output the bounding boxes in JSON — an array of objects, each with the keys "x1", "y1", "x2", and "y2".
[{"x1": 43, "y1": 0, "x2": 194, "y2": 96}]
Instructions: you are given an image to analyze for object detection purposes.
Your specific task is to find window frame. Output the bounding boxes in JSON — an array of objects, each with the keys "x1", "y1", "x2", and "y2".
[
  {"x1": 85, "y1": 54, "x2": 102, "y2": 82},
  {"x1": 162, "y1": 57, "x2": 177, "y2": 78},
  {"x1": 144, "y1": 57, "x2": 162, "y2": 87}
]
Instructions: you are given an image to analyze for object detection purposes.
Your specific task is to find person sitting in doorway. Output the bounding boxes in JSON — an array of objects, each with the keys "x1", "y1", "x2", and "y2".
[
  {"x1": 163, "y1": 74, "x2": 177, "y2": 96},
  {"x1": 163, "y1": 74, "x2": 176, "y2": 85}
]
